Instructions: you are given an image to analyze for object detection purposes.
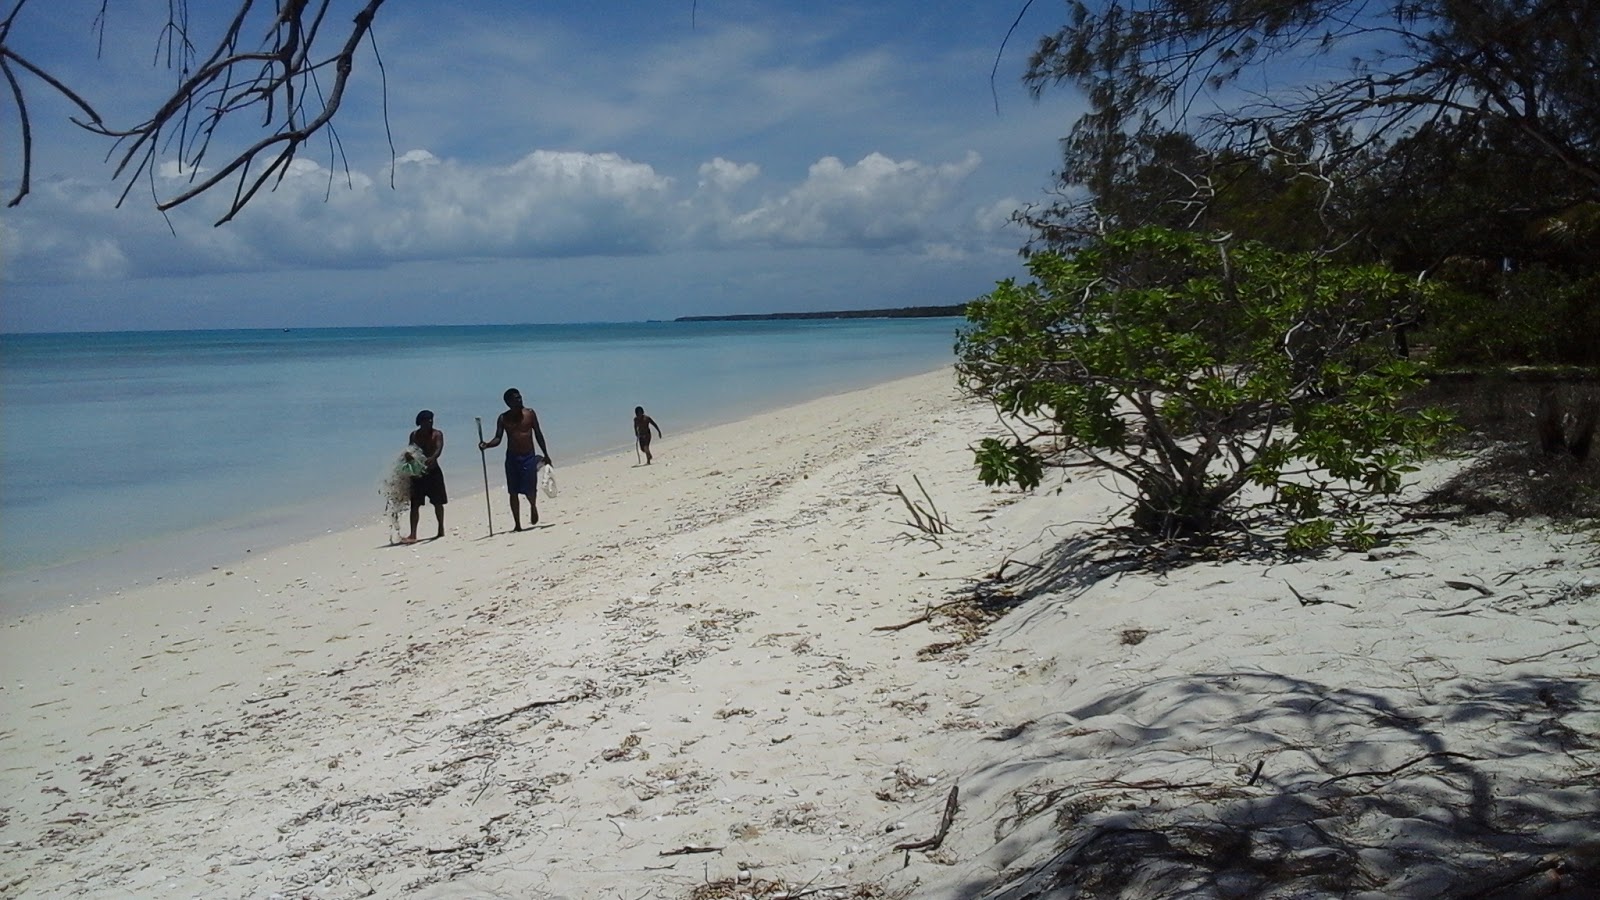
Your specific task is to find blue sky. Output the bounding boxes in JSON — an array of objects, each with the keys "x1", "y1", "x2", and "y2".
[{"x1": 1, "y1": 1, "x2": 1086, "y2": 332}]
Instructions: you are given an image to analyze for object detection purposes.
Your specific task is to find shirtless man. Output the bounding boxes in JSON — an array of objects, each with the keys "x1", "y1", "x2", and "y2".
[
  {"x1": 404, "y1": 409, "x2": 447, "y2": 542},
  {"x1": 479, "y1": 388, "x2": 553, "y2": 531}
]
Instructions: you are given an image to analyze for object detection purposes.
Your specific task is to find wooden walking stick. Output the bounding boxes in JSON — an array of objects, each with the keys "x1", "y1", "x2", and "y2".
[{"x1": 475, "y1": 417, "x2": 494, "y2": 537}]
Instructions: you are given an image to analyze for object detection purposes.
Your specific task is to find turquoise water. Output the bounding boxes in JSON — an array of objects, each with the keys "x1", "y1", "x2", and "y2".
[{"x1": 0, "y1": 319, "x2": 959, "y2": 610}]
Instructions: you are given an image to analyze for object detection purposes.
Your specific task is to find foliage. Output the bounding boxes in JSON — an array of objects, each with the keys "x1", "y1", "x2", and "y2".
[
  {"x1": 1024, "y1": 0, "x2": 1600, "y2": 198},
  {"x1": 1428, "y1": 267, "x2": 1600, "y2": 367},
  {"x1": 2, "y1": 0, "x2": 389, "y2": 222},
  {"x1": 1016, "y1": 117, "x2": 1376, "y2": 258},
  {"x1": 957, "y1": 227, "x2": 1452, "y2": 546},
  {"x1": 1017, "y1": 35, "x2": 1600, "y2": 367}
]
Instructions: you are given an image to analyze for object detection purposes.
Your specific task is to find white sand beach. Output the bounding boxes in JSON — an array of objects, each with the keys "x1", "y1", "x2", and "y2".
[{"x1": 3, "y1": 368, "x2": 1597, "y2": 899}]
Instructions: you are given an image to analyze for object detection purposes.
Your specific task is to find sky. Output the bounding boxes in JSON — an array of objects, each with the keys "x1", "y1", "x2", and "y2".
[{"x1": 0, "y1": 0, "x2": 1089, "y2": 332}]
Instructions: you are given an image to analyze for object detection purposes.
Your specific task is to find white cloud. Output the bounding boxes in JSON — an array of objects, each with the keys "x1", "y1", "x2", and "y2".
[
  {"x1": 698, "y1": 158, "x2": 760, "y2": 192},
  {"x1": 726, "y1": 151, "x2": 981, "y2": 247},
  {"x1": 3, "y1": 147, "x2": 998, "y2": 286}
]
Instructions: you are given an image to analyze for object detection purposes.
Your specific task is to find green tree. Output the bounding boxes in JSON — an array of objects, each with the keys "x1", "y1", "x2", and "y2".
[
  {"x1": 1025, "y1": 0, "x2": 1600, "y2": 198},
  {"x1": 957, "y1": 227, "x2": 1450, "y2": 547},
  {"x1": 1015, "y1": 126, "x2": 1373, "y2": 257}
]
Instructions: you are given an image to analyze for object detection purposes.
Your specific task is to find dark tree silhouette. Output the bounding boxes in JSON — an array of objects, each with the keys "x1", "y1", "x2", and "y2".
[{"x1": 2, "y1": 0, "x2": 390, "y2": 224}]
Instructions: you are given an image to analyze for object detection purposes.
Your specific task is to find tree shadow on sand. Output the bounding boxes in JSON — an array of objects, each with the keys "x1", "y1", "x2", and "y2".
[
  {"x1": 917, "y1": 525, "x2": 1600, "y2": 899},
  {"x1": 945, "y1": 666, "x2": 1599, "y2": 899}
]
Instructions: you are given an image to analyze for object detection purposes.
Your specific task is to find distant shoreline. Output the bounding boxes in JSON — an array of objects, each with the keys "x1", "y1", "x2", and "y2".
[{"x1": 675, "y1": 304, "x2": 966, "y2": 322}]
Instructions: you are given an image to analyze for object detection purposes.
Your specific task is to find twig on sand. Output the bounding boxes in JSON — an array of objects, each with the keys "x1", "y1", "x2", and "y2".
[
  {"x1": 876, "y1": 606, "x2": 935, "y2": 631},
  {"x1": 243, "y1": 691, "x2": 290, "y2": 704},
  {"x1": 1316, "y1": 751, "x2": 1480, "y2": 787},
  {"x1": 786, "y1": 886, "x2": 848, "y2": 899},
  {"x1": 430, "y1": 752, "x2": 495, "y2": 771},
  {"x1": 874, "y1": 598, "x2": 982, "y2": 631},
  {"x1": 1489, "y1": 640, "x2": 1594, "y2": 666},
  {"x1": 658, "y1": 845, "x2": 723, "y2": 856},
  {"x1": 994, "y1": 557, "x2": 1042, "y2": 581},
  {"x1": 1284, "y1": 581, "x2": 1354, "y2": 609},
  {"x1": 465, "y1": 692, "x2": 586, "y2": 730},
  {"x1": 896, "y1": 784, "x2": 959, "y2": 857}
]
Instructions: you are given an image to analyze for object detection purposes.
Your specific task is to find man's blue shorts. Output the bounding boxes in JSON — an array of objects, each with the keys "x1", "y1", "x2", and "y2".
[{"x1": 505, "y1": 451, "x2": 540, "y2": 497}]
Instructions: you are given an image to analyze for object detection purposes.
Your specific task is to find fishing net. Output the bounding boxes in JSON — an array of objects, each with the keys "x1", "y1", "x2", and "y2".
[{"x1": 381, "y1": 445, "x2": 426, "y2": 540}]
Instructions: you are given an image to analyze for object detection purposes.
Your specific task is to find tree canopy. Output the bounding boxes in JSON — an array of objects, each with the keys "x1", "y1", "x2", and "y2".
[
  {"x1": 958, "y1": 226, "x2": 1450, "y2": 546},
  {"x1": 1026, "y1": 0, "x2": 1600, "y2": 197}
]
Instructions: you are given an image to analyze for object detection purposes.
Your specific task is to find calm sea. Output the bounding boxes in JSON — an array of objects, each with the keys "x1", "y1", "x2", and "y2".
[{"x1": 0, "y1": 319, "x2": 960, "y2": 614}]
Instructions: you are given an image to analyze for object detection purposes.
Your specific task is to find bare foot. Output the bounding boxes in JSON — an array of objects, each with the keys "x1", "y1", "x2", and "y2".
[{"x1": 399, "y1": 536, "x2": 418, "y2": 544}]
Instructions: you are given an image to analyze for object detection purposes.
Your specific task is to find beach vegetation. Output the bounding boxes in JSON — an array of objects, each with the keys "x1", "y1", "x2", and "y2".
[
  {"x1": 1021, "y1": 0, "x2": 1600, "y2": 205},
  {"x1": 956, "y1": 226, "x2": 1453, "y2": 545},
  {"x1": 1016, "y1": 1, "x2": 1600, "y2": 372}
]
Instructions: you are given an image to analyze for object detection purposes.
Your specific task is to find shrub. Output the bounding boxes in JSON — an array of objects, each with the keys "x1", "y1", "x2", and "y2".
[{"x1": 957, "y1": 227, "x2": 1453, "y2": 546}]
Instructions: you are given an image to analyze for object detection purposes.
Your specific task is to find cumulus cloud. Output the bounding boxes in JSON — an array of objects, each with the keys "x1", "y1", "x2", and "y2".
[
  {"x1": 724, "y1": 151, "x2": 981, "y2": 248},
  {"x1": 2, "y1": 146, "x2": 997, "y2": 286},
  {"x1": 698, "y1": 158, "x2": 760, "y2": 192}
]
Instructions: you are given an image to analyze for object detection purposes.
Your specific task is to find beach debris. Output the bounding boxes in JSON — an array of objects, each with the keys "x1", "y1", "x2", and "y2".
[
  {"x1": 659, "y1": 844, "x2": 723, "y2": 856},
  {"x1": 601, "y1": 733, "x2": 643, "y2": 762},
  {"x1": 985, "y1": 720, "x2": 1035, "y2": 742},
  {"x1": 1283, "y1": 581, "x2": 1355, "y2": 609},
  {"x1": 457, "y1": 688, "x2": 591, "y2": 734},
  {"x1": 884, "y1": 474, "x2": 957, "y2": 546},
  {"x1": 894, "y1": 784, "x2": 960, "y2": 858}
]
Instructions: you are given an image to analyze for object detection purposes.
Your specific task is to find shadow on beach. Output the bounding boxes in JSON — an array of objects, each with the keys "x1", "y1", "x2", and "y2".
[{"x1": 934, "y1": 534, "x2": 1600, "y2": 899}]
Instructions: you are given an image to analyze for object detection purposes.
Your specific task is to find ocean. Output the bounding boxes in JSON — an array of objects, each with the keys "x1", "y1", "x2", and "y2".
[{"x1": 0, "y1": 319, "x2": 961, "y2": 614}]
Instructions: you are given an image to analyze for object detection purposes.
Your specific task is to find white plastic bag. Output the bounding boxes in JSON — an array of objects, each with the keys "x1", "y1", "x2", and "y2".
[{"x1": 538, "y1": 461, "x2": 558, "y2": 499}]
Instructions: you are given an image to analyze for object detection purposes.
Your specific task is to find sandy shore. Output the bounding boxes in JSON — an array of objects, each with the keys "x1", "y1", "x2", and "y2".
[{"x1": 3, "y1": 368, "x2": 1597, "y2": 899}]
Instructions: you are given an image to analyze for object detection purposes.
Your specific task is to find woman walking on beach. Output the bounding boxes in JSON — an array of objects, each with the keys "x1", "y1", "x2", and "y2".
[
  {"x1": 480, "y1": 388, "x2": 553, "y2": 532},
  {"x1": 404, "y1": 410, "x2": 447, "y2": 543},
  {"x1": 634, "y1": 406, "x2": 663, "y2": 465}
]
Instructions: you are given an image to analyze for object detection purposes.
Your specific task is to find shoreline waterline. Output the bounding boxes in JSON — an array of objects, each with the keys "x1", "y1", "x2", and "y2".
[
  {"x1": 1, "y1": 319, "x2": 963, "y2": 611},
  {"x1": 1, "y1": 362, "x2": 954, "y2": 618}
]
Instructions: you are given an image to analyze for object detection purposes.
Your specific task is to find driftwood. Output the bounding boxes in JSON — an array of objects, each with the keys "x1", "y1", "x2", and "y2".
[
  {"x1": 895, "y1": 784, "x2": 959, "y2": 853},
  {"x1": 658, "y1": 845, "x2": 723, "y2": 856}
]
